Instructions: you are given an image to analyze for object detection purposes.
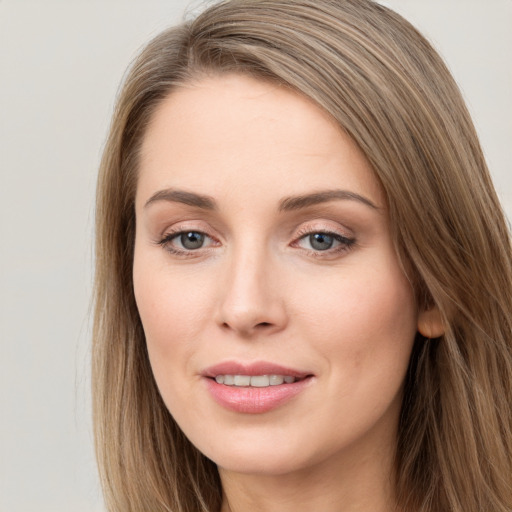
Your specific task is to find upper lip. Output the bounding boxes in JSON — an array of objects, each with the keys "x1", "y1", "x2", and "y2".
[{"x1": 202, "y1": 361, "x2": 312, "y2": 379}]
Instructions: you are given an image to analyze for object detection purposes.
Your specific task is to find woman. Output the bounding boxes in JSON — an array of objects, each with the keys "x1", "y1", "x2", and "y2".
[{"x1": 92, "y1": 1, "x2": 512, "y2": 511}]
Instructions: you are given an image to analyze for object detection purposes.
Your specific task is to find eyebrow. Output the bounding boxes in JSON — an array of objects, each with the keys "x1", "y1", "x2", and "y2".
[
  {"x1": 144, "y1": 189, "x2": 216, "y2": 210},
  {"x1": 279, "y1": 189, "x2": 379, "y2": 211},
  {"x1": 143, "y1": 187, "x2": 379, "y2": 212}
]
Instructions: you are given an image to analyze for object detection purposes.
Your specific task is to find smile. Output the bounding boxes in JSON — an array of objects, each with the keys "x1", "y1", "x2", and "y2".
[
  {"x1": 214, "y1": 374, "x2": 298, "y2": 387},
  {"x1": 203, "y1": 363, "x2": 313, "y2": 414}
]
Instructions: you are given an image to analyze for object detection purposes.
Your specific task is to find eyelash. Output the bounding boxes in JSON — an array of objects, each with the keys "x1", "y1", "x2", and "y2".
[
  {"x1": 291, "y1": 227, "x2": 356, "y2": 258},
  {"x1": 157, "y1": 228, "x2": 219, "y2": 257},
  {"x1": 156, "y1": 226, "x2": 356, "y2": 258}
]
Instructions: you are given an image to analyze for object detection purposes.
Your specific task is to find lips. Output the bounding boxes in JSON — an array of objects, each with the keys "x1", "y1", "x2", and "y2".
[
  {"x1": 202, "y1": 361, "x2": 313, "y2": 414},
  {"x1": 203, "y1": 361, "x2": 311, "y2": 379}
]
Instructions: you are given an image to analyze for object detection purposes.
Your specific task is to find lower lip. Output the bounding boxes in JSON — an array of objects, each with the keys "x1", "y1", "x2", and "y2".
[{"x1": 204, "y1": 377, "x2": 312, "y2": 414}]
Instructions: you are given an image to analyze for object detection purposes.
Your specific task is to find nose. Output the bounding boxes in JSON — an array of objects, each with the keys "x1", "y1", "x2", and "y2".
[{"x1": 215, "y1": 244, "x2": 288, "y2": 338}]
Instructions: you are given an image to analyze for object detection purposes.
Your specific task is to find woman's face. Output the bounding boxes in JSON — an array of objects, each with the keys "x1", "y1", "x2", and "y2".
[{"x1": 133, "y1": 74, "x2": 420, "y2": 477}]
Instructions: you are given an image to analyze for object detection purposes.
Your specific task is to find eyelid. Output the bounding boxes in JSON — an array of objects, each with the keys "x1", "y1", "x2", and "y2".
[
  {"x1": 156, "y1": 219, "x2": 215, "y2": 238},
  {"x1": 292, "y1": 220, "x2": 354, "y2": 240}
]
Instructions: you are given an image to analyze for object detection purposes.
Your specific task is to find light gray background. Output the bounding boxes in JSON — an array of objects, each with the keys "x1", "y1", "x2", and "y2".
[{"x1": 1, "y1": 1, "x2": 510, "y2": 511}]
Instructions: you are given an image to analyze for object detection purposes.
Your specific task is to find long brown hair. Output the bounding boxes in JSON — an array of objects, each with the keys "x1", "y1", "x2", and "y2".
[{"x1": 92, "y1": 1, "x2": 512, "y2": 510}]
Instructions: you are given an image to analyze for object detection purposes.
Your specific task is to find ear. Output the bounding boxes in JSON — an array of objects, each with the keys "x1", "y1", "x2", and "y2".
[{"x1": 417, "y1": 305, "x2": 445, "y2": 338}]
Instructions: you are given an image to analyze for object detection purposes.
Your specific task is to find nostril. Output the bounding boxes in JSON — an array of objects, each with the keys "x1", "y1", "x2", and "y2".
[{"x1": 257, "y1": 322, "x2": 272, "y2": 328}]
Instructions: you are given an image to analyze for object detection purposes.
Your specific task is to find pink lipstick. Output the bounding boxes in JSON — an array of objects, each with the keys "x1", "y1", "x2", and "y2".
[{"x1": 202, "y1": 361, "x2": 313, "y2": 414}]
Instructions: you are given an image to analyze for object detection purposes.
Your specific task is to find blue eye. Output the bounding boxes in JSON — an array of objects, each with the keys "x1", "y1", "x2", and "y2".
[
  {"x1": 296, "y1": 231, "x2": 355, "y2": 254},
  {"x1": 158, "y1": 230, "x2": 215, "y2": 254},
  {"x1": 308, "y1": 233, "x2": 335, "y2": 251}
]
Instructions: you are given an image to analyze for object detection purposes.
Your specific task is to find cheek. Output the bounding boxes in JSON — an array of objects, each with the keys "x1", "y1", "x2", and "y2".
[
  {"x1": 132, "y1": 249, "x2": 212, "y2": 386},
  {"x1": 291, "y1": 256, "x2": 417, "y2": 387},
  {"x1": 289, "y1": 264, "x2": 417, "y2": 448},
  {"x1": 134, "y1": 274, "x2": 204, "y2": 345},
  {"x1": 295, "y1": 262, "x2": 416, "y2": 334}
]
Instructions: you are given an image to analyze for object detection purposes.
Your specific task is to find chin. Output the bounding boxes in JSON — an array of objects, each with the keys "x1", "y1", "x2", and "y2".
[
  {"x1": 213, "y1": 448, "x2": 312, "y2": 477},
  {"x1": 190, "y1": 423, "x2": 334, "y2": 477}
]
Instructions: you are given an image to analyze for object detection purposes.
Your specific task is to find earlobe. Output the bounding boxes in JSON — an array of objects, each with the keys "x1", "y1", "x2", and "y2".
[{"x1": 417, "y1": 306, "x2": 445, "y2": 338}]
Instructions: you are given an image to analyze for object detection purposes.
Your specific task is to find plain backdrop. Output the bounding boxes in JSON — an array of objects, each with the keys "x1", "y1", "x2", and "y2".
[{"x1": 0, "y1": 1, "x2": 510, "y2": 511}]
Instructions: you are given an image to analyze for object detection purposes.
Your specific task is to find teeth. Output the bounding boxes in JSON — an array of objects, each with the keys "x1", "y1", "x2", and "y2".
[
  {"x1": 214, "y1": 374, "x2": 297, "y2": 387},
  {"x1": 269, "y1": 375, "x2": 284, "y2": 385},
  {"x1": 223, "y1": 375, "x2": 234, "y2": 385},
  {"x1": 234, "y1": 375, "x2": 251, "y2": 386},
  {"x1": 250, "y1": 375, "x2": 270, "y2": 387}
]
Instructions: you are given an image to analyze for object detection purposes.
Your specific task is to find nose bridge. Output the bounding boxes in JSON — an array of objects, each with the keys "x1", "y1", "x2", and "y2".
[{"x1": 216, "y1": 235, "x2": 286, "y2": 336}]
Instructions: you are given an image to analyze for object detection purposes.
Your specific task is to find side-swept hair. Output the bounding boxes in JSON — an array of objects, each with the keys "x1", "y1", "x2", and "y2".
[{"x1": 93, "y1": 1, "x2": 512, "y2": 510}]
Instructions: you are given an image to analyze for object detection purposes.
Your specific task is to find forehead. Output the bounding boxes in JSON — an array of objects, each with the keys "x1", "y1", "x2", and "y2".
[{"x1": 137, "y1": 73, "x2": 384, "y2": 209}]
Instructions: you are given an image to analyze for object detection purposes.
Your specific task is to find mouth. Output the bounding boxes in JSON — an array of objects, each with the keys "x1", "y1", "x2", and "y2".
[
  {"x1": 202, "y1": 361, "x2": 314, "y2": 414},
  {"x1": 203, "y1": 361, "x2": 312, "y2": 384}
]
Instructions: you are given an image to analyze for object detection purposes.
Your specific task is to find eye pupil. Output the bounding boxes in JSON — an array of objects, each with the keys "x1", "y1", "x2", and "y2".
[
  {"x1": 181, "y1": 232, "x2": 205, "y2": 250},
  {"x1": 310, "y1": 233, "x2": 334, "y2": 250}
]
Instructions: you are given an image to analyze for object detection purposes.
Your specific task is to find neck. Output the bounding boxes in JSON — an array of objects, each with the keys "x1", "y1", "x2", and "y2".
[{"x1": 219, "y1": 438, "x2": 398, "y2": 512}]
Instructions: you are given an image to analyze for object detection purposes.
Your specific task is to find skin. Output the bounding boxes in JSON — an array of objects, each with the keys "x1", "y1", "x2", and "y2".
[{"x1": 133, "y1": 73, "x2": 437, "y2": 512}]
